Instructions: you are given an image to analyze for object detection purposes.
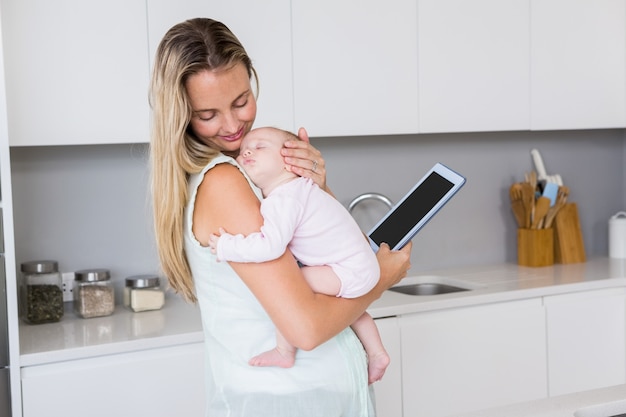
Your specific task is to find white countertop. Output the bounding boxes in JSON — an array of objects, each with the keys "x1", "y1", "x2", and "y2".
[
  {"x1": 450, "y1": 384, "x2": 626, "y2": 417},
  {"x1": 19, "y1": 257, "x2": 626, "y2": 367},
  {"x1": 19, "y1": 296, "x2": 204, "y2": 366}
]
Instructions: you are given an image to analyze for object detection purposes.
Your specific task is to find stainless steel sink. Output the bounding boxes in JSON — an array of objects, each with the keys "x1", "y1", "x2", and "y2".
[
  {"x1": 387, "y1": 275, "x2": 481, "y2": 296},
  {"x1": 388, "y1": 282, "x2": 470, "y2": 296}
]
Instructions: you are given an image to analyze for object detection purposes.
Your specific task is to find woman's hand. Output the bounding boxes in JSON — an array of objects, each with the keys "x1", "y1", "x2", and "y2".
[
  {"x1": 375, "y1": 242, "x2": 412, "y2": 290},
  {"x1": 281, "y1": 127, "x2": 328, "y2": 191}
]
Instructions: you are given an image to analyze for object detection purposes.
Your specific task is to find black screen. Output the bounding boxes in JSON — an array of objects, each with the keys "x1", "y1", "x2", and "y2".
[{"x1": 369, "y1": 172, "x2": 454, "y2": 248}]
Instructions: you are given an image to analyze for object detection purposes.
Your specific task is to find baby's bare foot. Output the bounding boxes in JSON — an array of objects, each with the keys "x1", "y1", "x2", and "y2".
[
  {"x1": 368, "y1": 351, "x2": 390, "y2": 384},
  {"x1": 249, "y1": 347, "x2": 296, "y2": 368}
]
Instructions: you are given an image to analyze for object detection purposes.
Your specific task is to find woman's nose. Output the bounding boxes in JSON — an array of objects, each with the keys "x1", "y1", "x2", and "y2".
[{"x1": 222, "y1": 110, "x2": 239, "y2": 134}]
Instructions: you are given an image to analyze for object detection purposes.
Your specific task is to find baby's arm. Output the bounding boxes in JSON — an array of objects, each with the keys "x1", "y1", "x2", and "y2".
[{"x1": 210, "y1": 196, "x2": 301, "y2": 263}]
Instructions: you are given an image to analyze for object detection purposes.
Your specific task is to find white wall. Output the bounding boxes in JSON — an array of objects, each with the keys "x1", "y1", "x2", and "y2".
[{"x1": 9, "y1": 128, "x2": 624, "y2": 292}]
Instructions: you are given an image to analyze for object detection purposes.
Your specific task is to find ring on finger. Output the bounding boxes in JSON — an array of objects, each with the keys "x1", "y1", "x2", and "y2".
[{"x1": 312, "y1": 160, "x2": 318, "y2": 172}]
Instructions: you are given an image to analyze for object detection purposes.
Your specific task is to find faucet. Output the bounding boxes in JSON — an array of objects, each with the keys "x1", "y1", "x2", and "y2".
[{"x1": 348, "y1": 193, "x2": 393, "y2": 213}]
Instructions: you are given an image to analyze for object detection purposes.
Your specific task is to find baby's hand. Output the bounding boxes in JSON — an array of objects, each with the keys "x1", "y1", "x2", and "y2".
[{"x1": 208, "y1": 227, "x2": 226, "y2": 255}]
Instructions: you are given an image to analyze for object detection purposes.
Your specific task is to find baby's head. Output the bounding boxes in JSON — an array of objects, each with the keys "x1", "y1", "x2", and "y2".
[{"x1": 237, "y1": 127, "x2": 299, "y2": 195}]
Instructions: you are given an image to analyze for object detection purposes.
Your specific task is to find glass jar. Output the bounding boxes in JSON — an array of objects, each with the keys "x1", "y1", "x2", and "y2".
[
  {"x1": 21, "y1": 260, "x2": 64, "y2": 324},
  {"x1": 123, "y1": 274, "x2": 165, "y2": 312},
  {"x1": 73, "y1": 268, "x2": 115, "y2": 318}
]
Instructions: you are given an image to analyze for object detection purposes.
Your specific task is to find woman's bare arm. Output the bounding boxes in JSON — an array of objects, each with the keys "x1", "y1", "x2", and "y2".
[{"x1": 193, "y1": 163, "x2": 411, "y2": 350}]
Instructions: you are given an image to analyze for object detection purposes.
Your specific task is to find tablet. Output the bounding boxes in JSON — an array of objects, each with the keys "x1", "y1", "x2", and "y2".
[{"x1": 367, "y1": 163, "x2": 466, "y2": 251}]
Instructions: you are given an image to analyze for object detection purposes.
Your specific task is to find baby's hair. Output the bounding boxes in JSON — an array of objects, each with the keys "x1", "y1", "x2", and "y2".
[{"x1": 278, "y1": 128, "x2": 302, "y2": 143}]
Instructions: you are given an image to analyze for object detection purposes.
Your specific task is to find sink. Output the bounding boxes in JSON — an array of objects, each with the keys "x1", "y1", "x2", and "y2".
[
  {"x1": 388, "y1": 282, "x2": 470, "y2": 296},
  {"x1": 387, "y1": 275, "x2": 480, "y2": 296}
]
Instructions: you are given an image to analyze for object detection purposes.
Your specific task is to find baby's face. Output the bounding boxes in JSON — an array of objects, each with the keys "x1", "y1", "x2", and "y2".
[{"x1": 236, "y1": 127, "x2": 289, "y2": 189}]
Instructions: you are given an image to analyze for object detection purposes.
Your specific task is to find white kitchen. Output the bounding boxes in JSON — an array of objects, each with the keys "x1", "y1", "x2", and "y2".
[{"x1": 1, "y1": 1, "x2": 626, "y2": 417}]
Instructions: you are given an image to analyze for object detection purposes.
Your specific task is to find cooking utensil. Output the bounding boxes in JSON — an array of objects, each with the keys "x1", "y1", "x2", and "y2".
[
  {"x1": 509, "y1": 183, "x2": 526, "y2": 228},
  {"x1": 531, "y1": 148, "x2": 563, "y2": 186},
  {"x1": 520, "y1": 182, "x2": 535, "y2": 229},
  {"x1": 532, "y1": 196, "x2": 550, "y2": 229},
  {"x1": 543, "y1": 187, "x2": 568, "y2": 228}
]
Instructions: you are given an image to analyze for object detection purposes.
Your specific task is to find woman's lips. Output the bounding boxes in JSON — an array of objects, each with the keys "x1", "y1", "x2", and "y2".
[{"x1": 220, "y1": 127, "x2": 244, "y2": 142}]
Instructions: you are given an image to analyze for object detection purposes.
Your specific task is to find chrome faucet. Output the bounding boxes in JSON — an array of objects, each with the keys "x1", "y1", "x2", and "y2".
[{"x1": 348, "y1": 193, "x2": 393, "y2": 213}]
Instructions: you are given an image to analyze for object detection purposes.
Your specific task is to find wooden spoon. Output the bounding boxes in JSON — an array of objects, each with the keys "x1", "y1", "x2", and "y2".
[
  {"x1": 509, "y1": 183, "x2": 525, "y2": 228},
  {"x1": 532, "y1": 196, "x2": 551, "y2": 229},
  {"x1": 543, "y1": 189, "x2": 568, "y2": 228},
  {"x1": 520, "y1": 182, "x2": 535, "y2": 229}
]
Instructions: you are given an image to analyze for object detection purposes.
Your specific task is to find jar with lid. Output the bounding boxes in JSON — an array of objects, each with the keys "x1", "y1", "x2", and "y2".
[
  {"x1": 73, "y1": 269, "x2": 115, "y2": 318},
  {"x1": 123, "y1": 275, "x2": 165, "y2": 312},
  {"x1": 20, "y1": 260, "x2": 64, "y2": 324}
]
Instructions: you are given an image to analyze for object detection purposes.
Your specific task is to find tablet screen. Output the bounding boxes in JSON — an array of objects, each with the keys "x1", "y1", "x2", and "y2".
[{"x1": 368, "y1": 171, "x2": 455, "y2": 249}]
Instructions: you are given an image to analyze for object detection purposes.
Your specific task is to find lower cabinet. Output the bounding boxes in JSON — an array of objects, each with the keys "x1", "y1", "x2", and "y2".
[
  {"x1": 399, "y1": 298, "x2": 548, "y2": 417},
  {"x1": 545, "y1": 287, "x2": 626, "y2": 396},
  {"x1": 373, "y1": 316, "x2": 403, "y2": 417},
  {"x1": 21, "y1": 343, "x2": 205, "y2": 417}
]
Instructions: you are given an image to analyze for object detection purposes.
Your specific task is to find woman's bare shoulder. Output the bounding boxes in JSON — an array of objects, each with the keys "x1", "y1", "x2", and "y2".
[{"x1": 193, "y1": 162, "x2": 262, "y2": 245}]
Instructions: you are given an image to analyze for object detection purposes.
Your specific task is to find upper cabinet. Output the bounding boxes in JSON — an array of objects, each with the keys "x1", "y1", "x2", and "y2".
[
  {"x1": 0, "y1": 0, "x2": 150, "y2": 146},
  {"x1": 291, "y1": 0, "x2": 419, "y2": 137},
  {"x1": 531, "y1": 0, "x2": 626, "y2": 130},
  {"x1": 146, "y1": 0, "x2": 294, "y2": 131},
  {"x1": 1, "y1": 0, "x2": 624, "y2": 145},
  {"x1": 417, "y1": 0, "x2": 530, "y2": 133}
]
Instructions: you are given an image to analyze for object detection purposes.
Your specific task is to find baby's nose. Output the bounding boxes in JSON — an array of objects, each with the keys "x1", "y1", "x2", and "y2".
[{"x1": 242, "y1": 149, "x2": 252, "y2": 157}]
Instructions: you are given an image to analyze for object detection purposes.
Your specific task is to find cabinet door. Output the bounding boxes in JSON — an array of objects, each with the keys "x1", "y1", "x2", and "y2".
[
  {"x1": 21, "y1": 343, "x2": 205, "y2": 417},
  {"x1": 417, "y1": 0, "x2": 530, "y2": 133},
  {"x1": 400, "y1": 299, "x2": 547, "y2": 417},
  {"x1": 545, "y1": 287, "x2": 626, "y2": 396},
  {"x1": 146, "y1": 0, "x2": 294, "y2": 130},
  {"x1": 373, "y1": 317, "x2": 402, "y2": 417},
  {"x1": 292, "y1": 0, "x2": 419, "y2": 137},
  {"x1": 1, "y1": 0, "x2": 150, "y2": 146},
  {"x1": 531, "y1": 0, "x2": 626, "y2": 129}
]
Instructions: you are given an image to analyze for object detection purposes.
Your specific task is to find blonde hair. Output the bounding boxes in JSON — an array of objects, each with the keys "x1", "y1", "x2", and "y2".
[{"x1": 149, "y1": 18, "x2": 258, "y2": 302}]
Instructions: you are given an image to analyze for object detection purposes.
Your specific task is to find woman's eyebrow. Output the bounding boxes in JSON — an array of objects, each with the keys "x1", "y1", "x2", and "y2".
[{"x1": 192, "y1": 90, "x2": 249, "y2": 113}]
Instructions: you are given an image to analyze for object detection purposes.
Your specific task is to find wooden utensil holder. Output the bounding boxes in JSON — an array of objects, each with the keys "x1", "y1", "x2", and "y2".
[{"x1": 517, "y1": 228, "x2": 554, "y2": 267}]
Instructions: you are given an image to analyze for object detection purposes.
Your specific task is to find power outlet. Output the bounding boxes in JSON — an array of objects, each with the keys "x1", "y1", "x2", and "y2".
[{"x1": 62, "y1": 272, "x2": 75, "y2": 302}]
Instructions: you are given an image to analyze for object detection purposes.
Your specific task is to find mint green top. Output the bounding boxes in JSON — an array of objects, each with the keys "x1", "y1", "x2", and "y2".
[{"x1": 184, "y1": 154, "x2": 376, "y2": 417}]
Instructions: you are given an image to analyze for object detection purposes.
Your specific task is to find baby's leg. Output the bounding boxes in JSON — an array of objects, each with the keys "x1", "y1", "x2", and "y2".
[
  {"x1": 249, "y1": 267, "x2": 339, "y2": 368},
  {"x1": 352, "y1": 312, "x2": 390, "y2": 384},
  {"x1": 249, "y1": 328, "x2": 297, "y2": 368},
  {"x1": 300, "y1": 265, "x2": 342, "y2": 296}
]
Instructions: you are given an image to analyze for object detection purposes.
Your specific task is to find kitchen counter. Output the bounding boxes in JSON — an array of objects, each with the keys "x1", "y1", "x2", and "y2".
[
  {"x1": 450, "y1": 384, "x2": 626, "y2": 417},
  {"x1": 19, "y1": 296, "x2": 204, "y2": 366},
  {"x1": 19, "y1": 257, "x2": 626, "y2": 367}
]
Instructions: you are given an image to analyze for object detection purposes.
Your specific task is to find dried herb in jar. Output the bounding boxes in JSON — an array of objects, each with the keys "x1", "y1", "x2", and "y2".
[{"x1": 25, "y1": 284, "x2": 64, "y2": 323}]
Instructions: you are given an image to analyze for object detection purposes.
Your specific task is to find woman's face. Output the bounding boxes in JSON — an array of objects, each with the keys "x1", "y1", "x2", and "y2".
[{"x1": 185, "y1": 63, "x2": 257, "y2": 155}]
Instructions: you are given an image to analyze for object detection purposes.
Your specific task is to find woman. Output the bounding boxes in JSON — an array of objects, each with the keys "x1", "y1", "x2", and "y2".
[{"x1": 149, "y1": 18, "x2": 412, "y2": 417}]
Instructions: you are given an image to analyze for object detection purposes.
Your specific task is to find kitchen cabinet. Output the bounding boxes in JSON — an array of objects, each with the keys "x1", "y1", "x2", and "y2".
[
  {"x1": 291, "y1": 0, "x2": 419, "y2": 137},
  {"x1": 399, "y1": 298, "x2": 547, "y2": 417},
  {"x1": 146, "y1": 0, "x2": 294, "y2": 131},
  {"x1": 417, "y1": 0, "x2": 530, "y2": 133},
  {"x1": 0, "y1": 14, "x2": 21, "y2": 416},
  {"x1": 373, "y1": 316, "x2": 403, "y2": 417},
  {"x1": 0, "y1": 0, "x2": 150, "y2": 146},
  {"x1": 530, "y1": 0, "x2": 626, "y2": 130},
  {"x1": 545, "y1": 287, "x2": 626, "y2": 397},
  {"x1": 21, "y1": 342, "x2": 206, "y2": 417}
]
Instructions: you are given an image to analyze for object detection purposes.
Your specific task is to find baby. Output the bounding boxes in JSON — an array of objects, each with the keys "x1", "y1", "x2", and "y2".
[{"x1": 209, "y1": 126, "x2": 389, "y2": 384}]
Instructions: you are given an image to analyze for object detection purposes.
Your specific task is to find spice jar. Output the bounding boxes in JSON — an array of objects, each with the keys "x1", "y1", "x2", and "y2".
[
  {"x1": 74, "y1": 269, "x2": 115, "y2": 318},
  {"x1": 123, "y1": 275, "x2": 165, "y2": 312},
  {"x1": 21, "y1": 260, "x2": 64, "y2": 324}
]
